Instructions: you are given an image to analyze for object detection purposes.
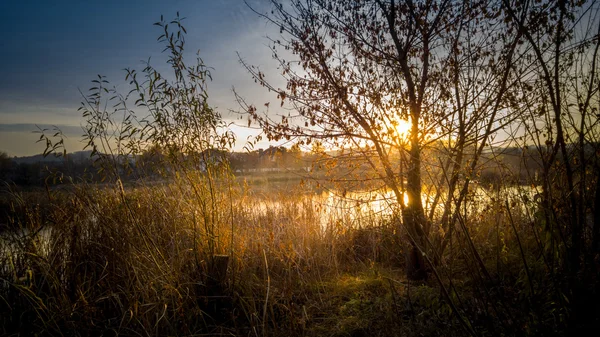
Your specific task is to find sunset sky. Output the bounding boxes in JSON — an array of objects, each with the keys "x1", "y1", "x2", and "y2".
[{"x1": 0, "y1": 0, "x2": 284, "y2": 156}]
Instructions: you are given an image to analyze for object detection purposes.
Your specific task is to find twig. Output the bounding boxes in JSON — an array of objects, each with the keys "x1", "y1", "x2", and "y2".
[{"x1": 505, "y1": 200, "x2": 534, "y2": 296}]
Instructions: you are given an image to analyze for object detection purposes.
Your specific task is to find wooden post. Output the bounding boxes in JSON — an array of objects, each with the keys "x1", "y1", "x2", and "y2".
[{"x1": 209, "y1": 254, "x2": 229, "y2": 291}]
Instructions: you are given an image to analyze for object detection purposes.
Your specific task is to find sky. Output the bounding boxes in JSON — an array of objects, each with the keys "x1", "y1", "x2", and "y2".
[{"x1": 0, "y1": 0, "x2": 285, "y2": 156}]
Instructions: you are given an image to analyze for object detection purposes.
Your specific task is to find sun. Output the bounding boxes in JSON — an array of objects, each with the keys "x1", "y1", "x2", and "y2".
[{"x1": 393, "y1": 118, "x2": 411, "y2": 141}]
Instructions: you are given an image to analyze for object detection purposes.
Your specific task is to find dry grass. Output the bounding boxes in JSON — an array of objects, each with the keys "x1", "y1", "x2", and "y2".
[{"x1": 0, "y1": 173, "x2": 596, "y2": 336}]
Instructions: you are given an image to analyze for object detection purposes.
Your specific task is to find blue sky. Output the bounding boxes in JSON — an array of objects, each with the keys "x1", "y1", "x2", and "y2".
[{"x1": 0, "y1": 0, "x2": 283, "y2": 156}]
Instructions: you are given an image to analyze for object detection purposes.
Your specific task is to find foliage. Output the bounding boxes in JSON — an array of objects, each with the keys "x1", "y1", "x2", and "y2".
[{"x1": 75, "y1": 13, "x2": 234, "y2": 182}]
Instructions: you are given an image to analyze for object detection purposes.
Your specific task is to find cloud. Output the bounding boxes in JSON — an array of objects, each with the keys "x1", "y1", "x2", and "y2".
[{"x1": 0, "y1": 123, "x2": 83, "y2": 136}]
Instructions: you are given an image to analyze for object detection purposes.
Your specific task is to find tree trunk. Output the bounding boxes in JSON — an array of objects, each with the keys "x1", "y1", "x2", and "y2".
[
  {"x1": 404, "y1": 125, "x2": 428, "y2": 280},
  {"x1": 593, "y1": 168, "x2": 600, "y2": 254}
]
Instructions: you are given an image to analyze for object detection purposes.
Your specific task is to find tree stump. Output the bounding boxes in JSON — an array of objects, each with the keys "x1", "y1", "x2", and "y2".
[{"x1": 208, "y1": 254, "x2": 230, "y2": 292}]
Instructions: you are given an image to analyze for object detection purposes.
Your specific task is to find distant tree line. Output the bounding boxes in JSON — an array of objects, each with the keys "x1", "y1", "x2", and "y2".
[
  {"x1": 0, "y1": 151, "x2": 106, "y2": 186},
  {"x1": 5, "y1": 142, "x2": 596, "y2": 187},
  {"x1": 0, "y1": 146, "x2": 314, "y2": 186}
]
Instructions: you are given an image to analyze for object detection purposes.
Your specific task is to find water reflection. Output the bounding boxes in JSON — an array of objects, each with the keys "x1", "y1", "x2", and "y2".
[
  {"x1": 311, "y1": 183, "x2": 541, "y2": 229},
  {"x1": 1, "y1": 183, "x2": 541, "y2": 264}
]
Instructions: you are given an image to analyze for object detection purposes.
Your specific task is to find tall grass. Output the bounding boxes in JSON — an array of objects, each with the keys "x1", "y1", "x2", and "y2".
[
  {"x1": 2, "y1": 171, "x2": 588, "y2": 336},
  {"x1": 0, "y1": 173, "x2": 407, "y2": 336}
]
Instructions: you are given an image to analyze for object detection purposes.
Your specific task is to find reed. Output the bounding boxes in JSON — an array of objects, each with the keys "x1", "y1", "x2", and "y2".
[{"x1": 2, "y1": 169, "x2": 590, "y2": 336}]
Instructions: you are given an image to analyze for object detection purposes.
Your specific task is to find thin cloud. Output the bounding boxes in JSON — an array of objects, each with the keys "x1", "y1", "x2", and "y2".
[{"x1": 0, "y1": 123, "x2": 83, "y2": 136}]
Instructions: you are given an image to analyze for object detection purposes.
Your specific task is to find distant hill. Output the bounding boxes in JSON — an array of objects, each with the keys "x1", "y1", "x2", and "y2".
[{"x1": 12, "y1": 150, "x2": 95, "y2": 165}]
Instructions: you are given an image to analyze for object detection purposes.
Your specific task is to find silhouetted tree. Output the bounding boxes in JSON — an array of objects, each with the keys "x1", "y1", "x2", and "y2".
[{"x1": 240, "y1": 0, "x2": 522, "y2": 280}]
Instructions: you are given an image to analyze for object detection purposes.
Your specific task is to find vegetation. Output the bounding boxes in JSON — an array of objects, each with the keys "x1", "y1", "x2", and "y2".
[{"x1": 2, "y1": 1, "x2": 600, "y2": 336}]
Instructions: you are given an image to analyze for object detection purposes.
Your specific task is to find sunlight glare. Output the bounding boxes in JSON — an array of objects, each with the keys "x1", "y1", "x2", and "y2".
[{"x1": 394, "y1": 119, "x2": 411, "y2": 141}]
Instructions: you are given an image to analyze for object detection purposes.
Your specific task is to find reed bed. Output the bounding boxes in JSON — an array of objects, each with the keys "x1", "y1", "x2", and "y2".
[{"x1": 0, "y1": 174, "x2": 594, "y2": 336}]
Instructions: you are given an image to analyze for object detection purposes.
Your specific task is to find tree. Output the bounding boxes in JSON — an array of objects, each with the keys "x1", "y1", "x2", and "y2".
[
  {"x1": 68, "y1": 14, "x2": 236, "y2": 259},
  {"x1": 501, "y1": 0, "x2": 600, "y2": 321},
  {"x1": 240, "y1": 0, "x2": 521, "y2": 280}
]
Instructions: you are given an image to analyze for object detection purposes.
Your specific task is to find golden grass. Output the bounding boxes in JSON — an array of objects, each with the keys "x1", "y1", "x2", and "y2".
[{"x1": 0, "y1": 173, "x2": 590, "y2": 336}]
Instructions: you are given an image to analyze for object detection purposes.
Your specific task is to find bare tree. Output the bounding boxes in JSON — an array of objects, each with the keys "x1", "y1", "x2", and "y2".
[
  {"x1": 502, "y1": 0, "x2": 600, "y2": 305},
  {"x1": 239, "y1": 0, "x2": 522, "y2": 280}
]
